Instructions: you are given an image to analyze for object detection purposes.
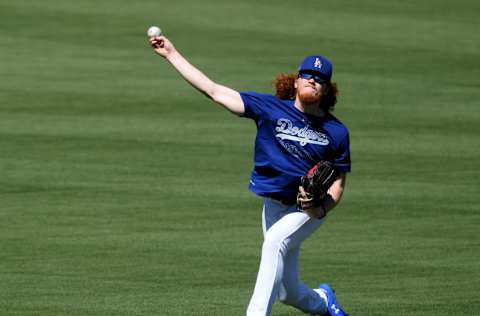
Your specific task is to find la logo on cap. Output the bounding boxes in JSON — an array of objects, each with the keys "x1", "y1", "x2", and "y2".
[{"x1": 314, "y1": 57, "x2": 322, "y2": 69}]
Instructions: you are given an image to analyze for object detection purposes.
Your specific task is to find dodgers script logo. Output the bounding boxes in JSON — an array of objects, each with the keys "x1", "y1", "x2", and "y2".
[{"x1": 275, "y1": 118, "x2": 329, "y2": 146}]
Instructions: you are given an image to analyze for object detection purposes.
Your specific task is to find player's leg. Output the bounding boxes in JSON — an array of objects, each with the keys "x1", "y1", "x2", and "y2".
[
  {"x1": 248, "y1": 198, "x2": 292, "y2": 316},
  {"x1": 246, "y1": 204, "x2": 326, "y2": 316},
  {"x1": 279, "y1": 246, "x2": 328, "y2": 314},
  {"x1": 261, "y1": 198, "x2": 292, "y2": 236}
]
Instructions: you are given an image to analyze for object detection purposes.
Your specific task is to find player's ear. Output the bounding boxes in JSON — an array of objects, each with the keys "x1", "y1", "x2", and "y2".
[{"x1": 294, "y1": 78, "x2": 298, "y2": 89}]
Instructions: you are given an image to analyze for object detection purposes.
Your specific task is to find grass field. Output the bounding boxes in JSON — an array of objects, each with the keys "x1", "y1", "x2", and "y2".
[{"x1": 1, "y1": 0, "x2": 479, "y2": 315}]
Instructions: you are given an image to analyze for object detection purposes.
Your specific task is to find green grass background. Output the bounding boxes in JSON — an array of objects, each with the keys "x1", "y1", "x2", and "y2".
[{"x1": 1, "y1": 0, "x2": 479, "y2": 315}]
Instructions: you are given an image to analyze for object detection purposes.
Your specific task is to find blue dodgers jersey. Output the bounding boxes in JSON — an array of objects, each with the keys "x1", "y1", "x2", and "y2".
[{"x1": 240, "y1": 91, "x2": 351, "y2": 203}]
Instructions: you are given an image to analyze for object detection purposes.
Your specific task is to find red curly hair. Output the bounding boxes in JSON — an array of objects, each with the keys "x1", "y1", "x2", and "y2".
[{"x1": 273, "y1": 73, "x2": 339, "y2": 112}]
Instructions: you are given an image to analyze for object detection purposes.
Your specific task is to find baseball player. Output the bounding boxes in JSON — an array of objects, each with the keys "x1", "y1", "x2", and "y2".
[{"x1": 149, "y1": 35, "x2": 351, "y2": 316}]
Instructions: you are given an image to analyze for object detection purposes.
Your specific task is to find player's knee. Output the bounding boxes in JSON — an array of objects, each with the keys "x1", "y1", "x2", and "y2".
[{"x1": 262, "y1": 233, "x2": 291, "y2": 255}]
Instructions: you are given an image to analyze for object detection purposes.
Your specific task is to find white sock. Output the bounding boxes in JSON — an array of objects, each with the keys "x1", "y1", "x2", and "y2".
[{"x1": 313, "y1": 288, "x2": 328, "y2": 306}]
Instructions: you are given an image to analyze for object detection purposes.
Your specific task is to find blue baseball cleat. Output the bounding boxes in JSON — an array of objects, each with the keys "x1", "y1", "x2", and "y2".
[{"x1": 317, "y1": 284, "x2": 349, "y2": 316}]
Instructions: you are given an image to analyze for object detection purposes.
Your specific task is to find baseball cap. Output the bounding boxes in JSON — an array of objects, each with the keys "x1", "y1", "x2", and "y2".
[{"x1": 298, "y1": 55, "x2": 333, "y2": 81}]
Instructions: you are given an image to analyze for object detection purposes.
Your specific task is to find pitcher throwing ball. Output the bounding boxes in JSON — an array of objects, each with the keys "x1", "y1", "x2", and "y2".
[{"x1": 149, "y1": 34, "x2": 350, "y2": 316}]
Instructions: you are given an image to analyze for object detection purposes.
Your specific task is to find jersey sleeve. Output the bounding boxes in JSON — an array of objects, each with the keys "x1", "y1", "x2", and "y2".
[
  {"x1": 334, "y1": 131, "x2": 351, "y2": 173},
  {"x1": 239, "y1": 91, "x2": 272, "y2": 120}
]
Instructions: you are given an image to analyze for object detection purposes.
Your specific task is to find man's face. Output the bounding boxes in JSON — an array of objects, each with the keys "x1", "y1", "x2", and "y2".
[{"x1": 295, "y1": 73, "x2": 324, "y2": 105}]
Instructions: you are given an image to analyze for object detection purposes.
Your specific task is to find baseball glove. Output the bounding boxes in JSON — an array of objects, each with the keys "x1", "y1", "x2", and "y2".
[{"x1": 297, "y1": 160, "x2": 338, "y2": 216}]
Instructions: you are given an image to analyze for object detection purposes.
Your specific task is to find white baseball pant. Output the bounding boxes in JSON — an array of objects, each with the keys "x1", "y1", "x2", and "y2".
[{"x1": 246, "y1": 198, "x2": 327, "y2": 316}]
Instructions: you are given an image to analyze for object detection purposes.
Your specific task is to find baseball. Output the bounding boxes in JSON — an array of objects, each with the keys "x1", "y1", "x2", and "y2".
[{"x1": 147, "y1": 26, "x2": 162, "y2": 37}]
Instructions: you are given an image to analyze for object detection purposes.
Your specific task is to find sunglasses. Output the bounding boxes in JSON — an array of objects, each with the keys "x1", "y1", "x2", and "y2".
[{"x1": 298, "y1": 72, "x2": 328, "y2": 84}]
